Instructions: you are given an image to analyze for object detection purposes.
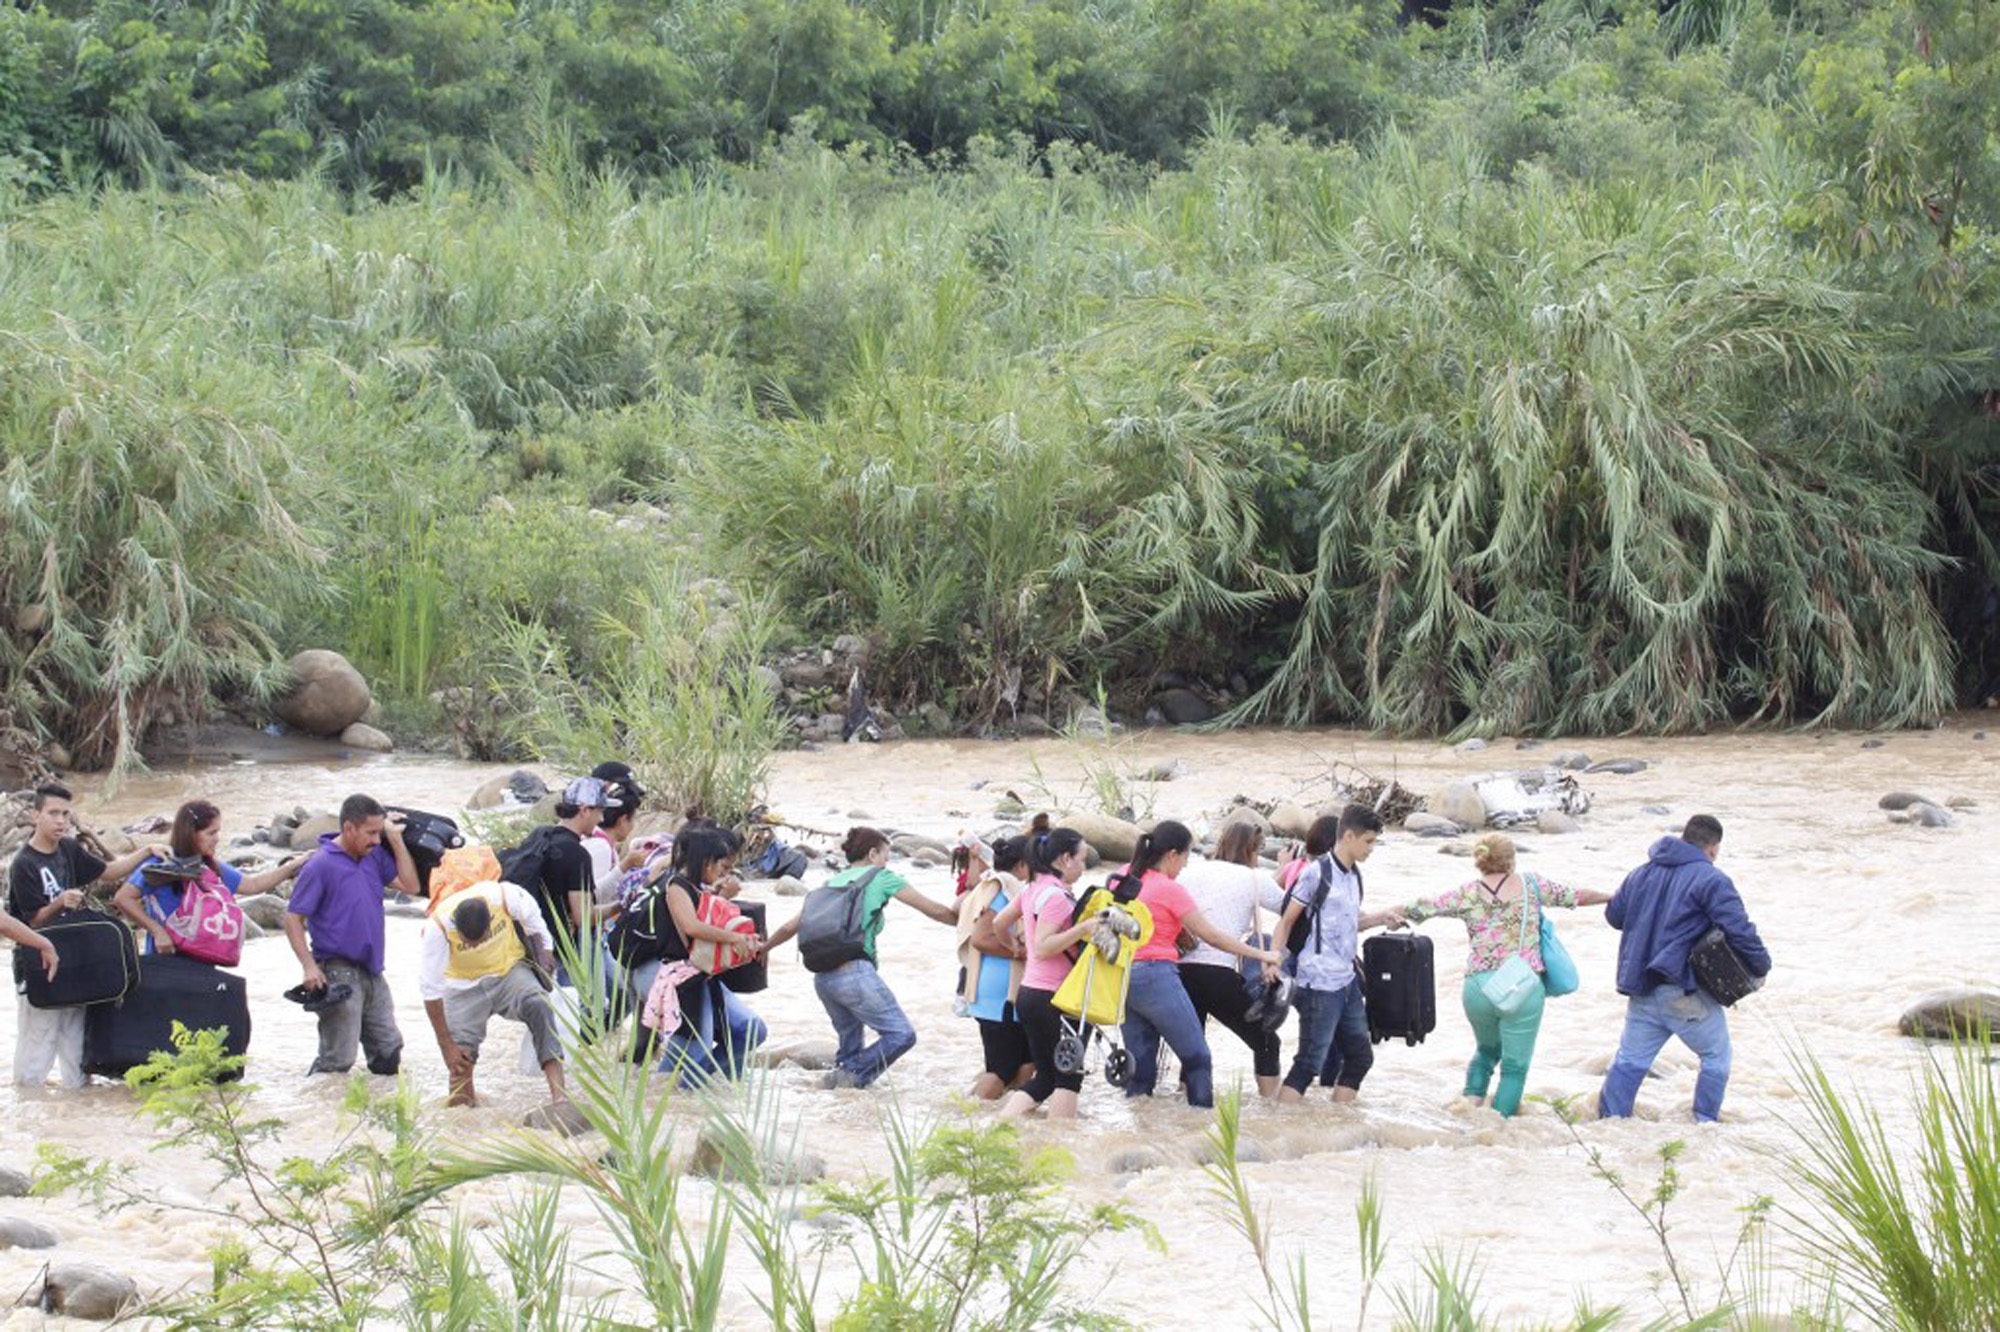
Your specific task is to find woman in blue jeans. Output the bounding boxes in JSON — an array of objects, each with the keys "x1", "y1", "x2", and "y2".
[
  {"x1": 767, "y1": 827, "x2": 957, "y2": 1090},
  {"x1": 1111, "y1": 821, "x2": 1279, "y2": 1109},
  {"x1": 607, "y1": 827, "x2": 768, "y2": 1084}
]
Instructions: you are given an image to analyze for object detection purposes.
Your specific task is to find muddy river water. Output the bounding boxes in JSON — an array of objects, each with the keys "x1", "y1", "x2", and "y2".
[{"x1": 3, "y1": 722, "x2": 1995, "y2": 1327}]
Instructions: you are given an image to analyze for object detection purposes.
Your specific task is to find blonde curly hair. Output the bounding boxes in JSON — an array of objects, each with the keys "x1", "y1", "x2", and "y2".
[{"x1": 1472, "y1": 833, "x2": 1516, "y2": 877}]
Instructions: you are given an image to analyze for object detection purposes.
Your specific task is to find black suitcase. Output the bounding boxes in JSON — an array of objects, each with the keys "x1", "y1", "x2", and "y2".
[
  {"x1": 84, "y1": 954, "x2": 252, "y2": 1081},
  {"x1": 25, "y1": 909, "x2": 139, "y2": 1009},
  {"x1": 1690, "y1": 927, "x2": 1763, "y2": 1007},
  {"x1": 1361, "y1": 932, "x2": 1436, "y2": 1046},
  {"x1": 385, "y1": 806, "x2": 465, "y2": 893},
  {"x1": 721, "y1": 900, "x2": 768, "y2": 994}
]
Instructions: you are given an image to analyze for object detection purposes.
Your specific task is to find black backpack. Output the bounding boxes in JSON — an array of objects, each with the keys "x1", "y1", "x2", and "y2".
[
  {"x1": 1287, "y1": 854, "x2": 1361, "y2": 958},
  {"x1": 386, "y1": 806, "x2": 464, "y2": 893},
  {"x1": 498, "y1": 824, "x2": 565, "y2": 892},
  {"x1": 797, "y1": 869, "x2": 885, "y2": 974}
]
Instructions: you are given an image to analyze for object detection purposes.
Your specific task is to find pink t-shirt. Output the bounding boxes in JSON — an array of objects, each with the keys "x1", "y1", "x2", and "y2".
[
  {"x1": 1124, "y1": 866, "x2": 1198, "y2": 963},
  {"x1": 1020, "y1": 875, "x2": 1082, "y2": 992}
]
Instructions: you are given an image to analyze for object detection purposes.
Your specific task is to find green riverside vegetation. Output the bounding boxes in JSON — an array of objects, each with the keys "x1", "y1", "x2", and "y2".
[{"x1": 0, "y1": 0, "x2": 1995, "y2": 771}]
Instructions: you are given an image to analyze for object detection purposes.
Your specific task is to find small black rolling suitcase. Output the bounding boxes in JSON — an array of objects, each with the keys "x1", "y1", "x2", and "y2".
[
  {"x1": 24, "y1": 909, "x2": 140, "y2": 1009},
  {"x1": 84, "y1": 954, "x2": 252, "y2": 1080},
  {"x1": 721, "y1": 901, "x2": 768, "y2": 995},
  {"x1": 1362, "y1": 931, "x2": 1436, "y2": 1046}
]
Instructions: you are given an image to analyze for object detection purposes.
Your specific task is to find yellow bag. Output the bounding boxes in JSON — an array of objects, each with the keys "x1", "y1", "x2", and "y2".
[{"x1": 1051, "y1": 893, "x2": 1153, "y2": 1026}]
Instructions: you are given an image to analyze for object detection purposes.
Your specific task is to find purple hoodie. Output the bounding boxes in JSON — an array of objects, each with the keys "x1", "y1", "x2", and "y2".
[
  {"x1": 1606, "y1": 836, "x2": 1771, "y2": 997},
  {"x1": 286, "y1": 832, "x2": 399, "y2": 975}
]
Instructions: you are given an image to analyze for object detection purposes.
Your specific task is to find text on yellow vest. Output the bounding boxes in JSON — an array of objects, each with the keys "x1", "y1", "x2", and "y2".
[{"x1": 437, "y1": 882, "x2": 525, "y2": 981}]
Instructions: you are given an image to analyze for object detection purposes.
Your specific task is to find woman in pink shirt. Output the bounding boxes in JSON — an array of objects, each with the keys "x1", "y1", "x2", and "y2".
[
  {"x1": 1113, "y1": 820, "x2": 1279, "y2": 1109},
  {"x1": 992, "y1": 826, "x2": 1104, "y2": 1120}
]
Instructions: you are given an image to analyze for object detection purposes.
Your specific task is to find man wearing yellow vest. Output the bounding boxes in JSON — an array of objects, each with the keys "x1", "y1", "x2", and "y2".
[{"x1": 420, "y1": 879, "x2": 565, "y2": 1108}]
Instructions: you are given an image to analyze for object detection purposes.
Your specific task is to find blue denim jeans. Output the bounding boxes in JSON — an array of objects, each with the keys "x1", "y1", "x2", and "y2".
[
  {"x1": 1287, "y1": 977, "x2": 1372, "y2": 1094},
  {"x1": 814, "y1": 958, "x2": 917, "y2": 1088},
  {"x1": 659, "y1": 985, "x2": 770, "y2": 1086},
  {"x1": 1119, "y1": 960, "x2": 1214, "y2": 1107},
  {"x1": 1598, "y1": 982, "x2": 1733, "y2": 1123}
]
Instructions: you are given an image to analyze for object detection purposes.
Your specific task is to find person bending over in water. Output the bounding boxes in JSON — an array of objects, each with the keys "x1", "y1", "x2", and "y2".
[
  {"x1": 993, "y1": 826, "x2": 1106, "y2": 1120},
  {"x1": 1385, "y1": 833, "x2": 1610, "y2": 1117},
  {"x1": 766, "y1": 827, "x2": 957, "y2": 1090},
  {"x1": 421, "y1": 877, "x2": 567, "y2": 1108},
  {"x1": 957, "y1": 833, "x2": 1034, "y2": 1100},
  {"x1": 1111, "y1": 820, "x2": 1280, "y2": 1110}
]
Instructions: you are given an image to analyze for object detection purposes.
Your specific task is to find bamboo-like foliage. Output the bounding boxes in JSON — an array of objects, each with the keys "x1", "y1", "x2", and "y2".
[{"x1": 1151, "y1": 135, "x2": 1958, "y2": 733}]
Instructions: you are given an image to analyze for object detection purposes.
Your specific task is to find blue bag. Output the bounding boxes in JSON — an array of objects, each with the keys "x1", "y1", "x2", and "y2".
[{"x1": 1532, "y1": 876, "x2": 1579, "y2": 998}]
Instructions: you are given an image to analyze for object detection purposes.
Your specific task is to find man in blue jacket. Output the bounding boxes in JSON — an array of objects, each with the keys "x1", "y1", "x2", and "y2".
[{"x1": 1597, "y1": 815, "x2": 1770, "y2": 1123}]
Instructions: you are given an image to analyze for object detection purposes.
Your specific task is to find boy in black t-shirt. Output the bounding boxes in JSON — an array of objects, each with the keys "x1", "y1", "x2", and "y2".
[{"x1": 7, "y1": 783, "x2": 159, "y2": 1088}]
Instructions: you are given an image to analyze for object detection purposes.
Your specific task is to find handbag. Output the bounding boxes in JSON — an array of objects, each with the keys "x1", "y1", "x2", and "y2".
[
  {"x1": 1532, "y1": 876, "x2": 1579, "y2": 998},
  {"x1": 161, "y1": 868, "x2": 246, "y2": 967},
  {"x1": 1477, "y1": 882, "x2": 1541, "y2": 1017},
  {"x1": 687, "y1": 893, "x2": 760, "y2": 976}
]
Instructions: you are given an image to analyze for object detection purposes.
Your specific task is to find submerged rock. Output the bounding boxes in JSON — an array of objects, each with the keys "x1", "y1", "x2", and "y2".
[
  {"x1": 1911, "y1": 803, "x2": 1955, "y2": 829},
  {"x1": 1403, "y1": 812, "x2": 1463, "y2": 835},
  {"x1": 1899, "y1": 990, "x2": 2000, "y2": 1040},
  {"x1": 1430, "y1": 782, "x2": 1487, "y2": 831},
  {"x1": 689, "y1": 1125, "x2": 825, "y2": 1185},
  {"x1": 1878, "y1": 791, "x2": 1933, "y2": 811},
  {"x1": 1586, "y1": 758, "x2": 1648, "y2": 775},
  {"x1": 23, "y1": 1264, "x2": 137, "y2": 1321},
  {"x1": 1552, "y1": 750, "x2": 1592, "y2": 771},
  {"x1": 1536, "y1": 811, "x2": 1581, "y2": 835},
  {"x1": 0, "y1": 1216, "x2": 58, "y2": 1250},
  {"x1": 0, "y1": 1166, "x2": 28, "y2": 1198},
  {"x1": 522, "y1": 1100, "x2": 593, "y2": 1138}
]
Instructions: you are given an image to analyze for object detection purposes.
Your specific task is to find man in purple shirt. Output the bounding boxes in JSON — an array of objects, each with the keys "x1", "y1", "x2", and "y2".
[{"x1": 284, "y1": 793, "x2": 420, "y2": 1076}]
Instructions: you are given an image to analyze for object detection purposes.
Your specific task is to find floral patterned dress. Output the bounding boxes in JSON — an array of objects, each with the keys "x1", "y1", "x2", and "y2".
[{"x1": 1404, "y1": 873, "x2": 1580, "y2": 976}]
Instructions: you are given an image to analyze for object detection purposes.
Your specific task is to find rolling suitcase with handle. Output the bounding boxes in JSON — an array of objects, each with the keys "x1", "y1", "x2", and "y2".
[
  {"x1": 24, "y1": 909, "x2": 139, "y2": 1009},
  {"x1": 84, "y1": 953, "x2": 252, "y2": 1080},
  {"x1": 1361, "y1": 931, "x2": 1436, "y2": 1046}
]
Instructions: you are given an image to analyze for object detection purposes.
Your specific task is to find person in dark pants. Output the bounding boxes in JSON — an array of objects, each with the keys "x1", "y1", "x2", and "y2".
[
  {"x1": 1177, "y1": 820, "x2": 1288, "y2": 1098},
  {"x1": 283, "y1": 794, "x2": 420, "y2": 1077},
  {"x1": 1268, "y1": 806, "x2": 1398, "y2": 1104}
]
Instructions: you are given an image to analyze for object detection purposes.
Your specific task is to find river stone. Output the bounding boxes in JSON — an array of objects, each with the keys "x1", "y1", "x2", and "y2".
[
  {"x1": 1899, "y1": 990, "x2": 2000, "y2": 1040},
  {"x1": 1267, "y1": 801, "x2": 1313, "y2": 841},
  {"x1": 1455, "y1": 737, "x2": 1489, "y2": 753},
  {"x1": 236, "y1": 894, "x2": 289, "y2": 931},
  {"x1": 1537, "y1": 811, "x2": 1582, "y2": 835},
  {"x1": 523, "y1": 1100, "x2": 593, "y2": 1137},
  {"x1": 1886, "y1": 810, "x2": 1911, "y2": 824},
  {"x1": 1861, "y1": 738, "x2": 1885, "y2": 749},
  {"x1": 1587, "y1": 758, "x2": 1649, "y2": 775},
  {"x1": 1221, "y1": 805, "x2": 1273, "y2": 838},
  {"x1": 1553, "y1": 750, "x2": 1591, "y2": 771},
  {"x1": 1911, "y1": 803, "x2": 1954, "y2": 829},
  {"x1": 291, "y1": 814, "x2": 339, "y2": 848},
  {"x1": 772, "y1": 876, "x2": 807, "y2": 898},
  {"x1": 274, "y1": 649, "x2": 372, "y2": 737},
  {"x1": 26, "y1": 1264, "x2": 138, "y2": 1321},
  {"x1": 1153, "y1": 688, "x2": 1217, "y2": 725},
  {"x1": 1403, "y1": 812, "x2": 1463, "y2": 835},
  {"x1": 469, "y1": 770, "x2": 540, "y2": 810},
  {"x1": 752, "y1": 665, "x2": 783, "y2": 698},
  {"x1": 339, "y1": 722, "x2": 393, "y2": 752},
  {"x1": 753, "y1": 1039, "x2": 839, "y2": 1070},
  {"x1": 689, "y1": 1125, "x2": 825, "y2": 1185},
  {"x1": 890, "y1": 832, "x2": 952, "y2": 859},
  {"x1": 0, "y1": 1216, "x2": 58, "y2": 1250},
  {"x1": 1108, "y1": 1146, "x2": 1169, "y2": 1176},
  {"x1": 0, "y1": 1167, "x2": 27, "y2": 1198},
  {"x1": 1064, "y1": 811, "x2": 1143, "y2": 862},
  {"x1": 1947, "y1": 796, "x2": 1977, "y2": 811},
  {"x1": 1145, "y1": 758, "x2": 1187, "y2": 783},
  {"x1": 1430, "y1": 782, "x2": 1487, "y2": 831},
  {"x1": 1878, "y1": 791, "x2": 1933, "y2": 811},
  {"x1": 1438, "y1": 842, "x2": 1474, "y2": 857}
]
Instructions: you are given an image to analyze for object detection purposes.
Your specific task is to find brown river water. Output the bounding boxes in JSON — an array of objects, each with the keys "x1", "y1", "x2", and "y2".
[{"x1": 3, "y1": 721, "x2": 1995, "y2": 1327}]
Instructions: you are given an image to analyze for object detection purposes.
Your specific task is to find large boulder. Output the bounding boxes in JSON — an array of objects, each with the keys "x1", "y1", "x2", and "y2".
[
  {"x1": 1266, "y1": 801, "x2": 1313, "y2": 841},
  {"x1": 274, "y1": 650, "x2": 372, "y2": 738},
  {"x1": 1430, "y1": 781, "x2": 1488, "y2": 831},
  {"x1": 468, "y1": 769, "x2": 549, "y2": 811},
  {"x1": 1062, "y1": 811, "x2": 1142, "y2": 863},
  {"x1": 1899, "y1": 990, "x2": 2000, "y2": 1040},
  {"x1": 236, "y1": 894, "x2": 291, "y2": 932},
  {"x1": 1153, "y1": 688, "x2": 1218, "y2": 726},
  {"x1": 0, "y1": 1216, "x2": 58, "y2": 1249},
  {"x1": 291, "y1": 814, "x2": 339, "y2": 848},
  {"x1": 0, "y1": 1166, "x2": 28, "y2": 1197},
  {"x1": 23, "y1": 1264, "x2": 137, "y2": 1320},
  {"x1": 1221, "y1": 804, "x2": 1273, "y2": 837}
]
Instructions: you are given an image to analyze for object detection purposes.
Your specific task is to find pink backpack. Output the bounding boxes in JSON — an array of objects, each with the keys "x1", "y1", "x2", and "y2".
[{"x1": 163, "y1": 868, "x2": 246, "y2": 967}]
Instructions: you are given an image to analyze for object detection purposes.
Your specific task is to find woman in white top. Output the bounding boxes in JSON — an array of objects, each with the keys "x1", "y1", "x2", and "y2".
[{"x1": 1177, "y1": 820, "x2": 1288, "y2": 1097}]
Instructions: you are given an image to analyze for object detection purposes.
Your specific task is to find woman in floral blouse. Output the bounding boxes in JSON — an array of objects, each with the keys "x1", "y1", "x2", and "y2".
[{"x1": 1384, "y1": 833, "x2": 1611, "y2": 1117}]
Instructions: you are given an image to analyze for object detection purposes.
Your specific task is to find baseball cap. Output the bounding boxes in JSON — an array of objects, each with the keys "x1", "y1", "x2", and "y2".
[{"x1": 562, "y1": 776, "x2": 611, "y2": 808}]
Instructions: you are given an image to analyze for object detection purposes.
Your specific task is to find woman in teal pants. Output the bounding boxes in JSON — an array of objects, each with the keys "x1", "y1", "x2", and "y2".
[{"x1": 1388, "y1": 834, "x2": 1611, "y2": 1117}]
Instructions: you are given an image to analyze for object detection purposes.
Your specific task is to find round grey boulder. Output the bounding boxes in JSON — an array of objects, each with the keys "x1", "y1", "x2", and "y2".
[
  {"x1": 27, "y1": 1264, "x2": 137, "y2": 1320},
  {"x1": 0, "y1": 1216, "x2": 59, "y2": 1249},
  {"x1": 1899, "y1": 990, "x2": 2000, "y2": 1041},
  {"x1": 1429, "y1": 782, "x2": 1487, "y2": 831},
  {"x1": 274, "y1": 650, "x2": 372, "y2": 738},
  {"x1": 339, "y1": 722, "x2": 393, "y2": 752},
  {"x1": 1878, "y1": 791, "x2": 1933, "y2": 811}
]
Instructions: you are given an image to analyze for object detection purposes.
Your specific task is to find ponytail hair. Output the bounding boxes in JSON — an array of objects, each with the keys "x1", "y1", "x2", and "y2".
[
  {"x1": 1030, "y1": 819, "x2": 1084, "y2": 877},
  {"x1": 1130, "y1": 820, "x2": 1193, "y2": 877},
  {"x1": 991, "y1": 834, "x2": 1032, "y2": 877}
]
